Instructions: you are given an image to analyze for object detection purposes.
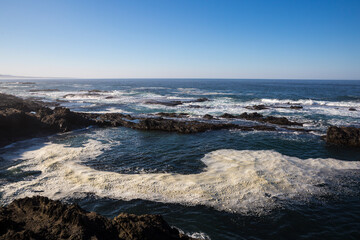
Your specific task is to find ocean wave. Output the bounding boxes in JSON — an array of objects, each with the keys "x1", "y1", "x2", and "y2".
[
  {"x1": 258, "y1": 98, "x2": 360, "y2": 108},
  {"x1": 2, "y1": 138, "x2": 360, "y2": 215}
]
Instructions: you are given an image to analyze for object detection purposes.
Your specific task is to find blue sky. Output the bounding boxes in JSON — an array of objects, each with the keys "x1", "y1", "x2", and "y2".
[{"x1": 0, "y1": 0, "x2": 359, "y2": 79}]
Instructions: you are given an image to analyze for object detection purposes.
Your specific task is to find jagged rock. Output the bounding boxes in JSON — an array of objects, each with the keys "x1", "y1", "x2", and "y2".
[
  {"x1": 203, "y1": 114, "x2": 214, "y2": 120},
  {"x1": 325, "y1": 126, "x2": 360, "y2": 147},
  {"x1": 194, "y1": 98, "x2": 209, "y2": 102},
  {"x1": 145, "y1": 100, "x2": 183, "y2": 106},
  {"x1": 220, "y1": 113, "x2": 236, "y2": 118},
  {"x1": 0, "y1": 93, "x2": 44, "y2": 112},
  {"x1": 245, "y1": 105, "x2": 269, "y2": 110},
  {"x1": 39, "y1": 107, "x2": 95, "y2": 132},
  {"x1": 29, "y1": 89, "x2": 59, "y2": 92},
  {"x1": 0, "y1": 94, "x2": 96, "y2": 147},
  {"x1": 238, "y1": 112, "x2": 263, "y2": 120},
  {"x1": 0, "y1": 196, "x2": 195, "y2": 240},
  {"x1": 220, "y1": 112, "x2": 303, "y2": 126},
  {"x1": 156, "y1": 112, "x2": 189, "y2": 118},
  {"x1": 145, "y1": 98, "x2": 209, "y2": 107},
  {"x1": 0, "y1": 94, "x2": 305, "y2": 147},
  {"x1": 290, "y1": 105, "x2": 303, "y2": 109}
]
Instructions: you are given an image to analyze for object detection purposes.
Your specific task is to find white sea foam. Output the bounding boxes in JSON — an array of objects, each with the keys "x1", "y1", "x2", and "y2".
[
  {"x1": 2, "y1": 138, "x2": 360, "y2": 214},
  {"x1": 175, "y1": 227, "x2": 211, "y2": 240}
]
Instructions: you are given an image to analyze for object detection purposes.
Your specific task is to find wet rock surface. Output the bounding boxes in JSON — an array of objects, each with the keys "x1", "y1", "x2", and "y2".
[
  {"x1": 0, "y1": 93, "x2": 309, "y2": 147},
  {"x1": 245, "y1": 104, "x2": 269, "y2": 110},
  {"x1": 325, "y1": 126, "x2": 360, "y2": 147},
  {"x1": 29, "y1": 89, "x2": 59, "y2": 92},
  {"x1": 0, "y1": 196, "x2": 195, "y2": 240},
  {"x1": 144, "y1": 98, "x2": 209, "y2": 107},
  {"x1": 220, "y1": 112, "x2": 303, "y2": 126},
  {"x1": 0, "y1": 94, "x2": 96, "y2": 147}
]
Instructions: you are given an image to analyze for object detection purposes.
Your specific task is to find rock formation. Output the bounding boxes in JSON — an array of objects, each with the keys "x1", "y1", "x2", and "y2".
[
  {"x1": 325, "y1": 126, "x2": 360, "y2": 147},
  {"x1": 0, "y1": 196, "x2": 195, "y2": 240}
]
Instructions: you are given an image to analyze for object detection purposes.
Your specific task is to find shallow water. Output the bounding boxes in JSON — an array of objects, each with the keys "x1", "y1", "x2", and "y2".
[{"x1": 1, "y1": 79, "x2": 360, "y2": 239}]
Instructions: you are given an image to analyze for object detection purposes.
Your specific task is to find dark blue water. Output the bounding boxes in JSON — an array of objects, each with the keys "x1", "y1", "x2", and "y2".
[{"x1": 1, "y1": 79, "x2": 360, "y2": 239}]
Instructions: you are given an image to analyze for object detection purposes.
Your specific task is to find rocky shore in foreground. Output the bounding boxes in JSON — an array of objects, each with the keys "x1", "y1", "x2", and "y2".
[
  {"x1": 1, "y1": 93, "x2": 359, "y2": 147},
  {"x1": 0, "y1": 196, "x2": 195, "y2": 240}
]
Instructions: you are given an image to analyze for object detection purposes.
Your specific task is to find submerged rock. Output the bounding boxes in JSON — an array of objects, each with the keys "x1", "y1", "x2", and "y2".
[
  {"x1": 203, "y1": 114, "x2": 214, "y2": 120},
  {"x1": 145, "y1": 98, "x2": 209, "y2": 107},
  {"x1": 156, "y1": 112, "x2": 189, "y2": 118},
  {"x1": 29, "y1": 89, "x2": 59, "y2": 92},
  {"x1": 220, "y1": 112, "x2": 303, "y2": 126},
  {"x1": 145, "y1": 100, "x2": 183, "y2": 106},
  {"x1": 290, "y1": 105, "x2": 303, "y2": 110},
  {"x1": 325, "y1": 126, "x2": 360, "y2": 147},
  {"x1": 245, "y1": 105, "x2": 269, "y2": 110},
  {"x1": 0, "y1": 196, "x2": 195, "y2": 240}
]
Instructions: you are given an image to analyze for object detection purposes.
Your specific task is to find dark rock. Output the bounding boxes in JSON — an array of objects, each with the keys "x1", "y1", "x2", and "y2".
[
  {"x1": 156, "y1": 112, "x2": 189, "y2": 118},
  {"x1": 349, "y1": 107, "x2": 357, "y2": 111},
  {"x1": 29, "y1": 89, "x2": 59, "y2": 92},
  {"x1": 0, "y1": 94, "x2": 96, "y2": 147},
  {"x1": 225, "y1": 112, "x2": 303, "y2": 126},
  {"x1": 263, "y1": 116, "x2": 302, "y2": 126},
  {"x1": 145, "y1": 98, "x2": 209, "y2": 107},
  {"x1": 88, "y1": 89, "x2": 108, "y2": 93},
  {"x1": 245, "y1": 105, "x2": 269, "y2": 110},
  {"x1": 39, "y1": 107, "x2": 95, "y2": 132},
  {"x1": 325, "y1": 126, "x2": 360, "y2": 147},
  {"x1": 64, "y1": 93, "x2": 100, "y2": 98},
  {"x1": 0, "y1": 93, "x2": 44, "y2": 112},
  {"x1": 18, "y1": 82, "x2": 36, "y2": 84},
  {"x1": 238, "y1": 112, "x2": 263, "y2": 120},
  {"x1": 145, "y1": 100, "x2": 183, "y2": 106},
  {"x1": 0, "y1": 93, "x2": 306, "y2": 147},
  {"x1": 290, "y1": 105, "x2": 303, "y2": 109},
  {"x1": 0, "y1": 196, "x2": 195, "y2": 240},
  {"x1": 194, "y1": 98, "x2": 209, "y2": 102},
  {"x1": 203, "y1": 114, "x2": 214, "y2": 120},
  {"x1": 220, "y1": 113, "x2": 236, "y2": 118}
]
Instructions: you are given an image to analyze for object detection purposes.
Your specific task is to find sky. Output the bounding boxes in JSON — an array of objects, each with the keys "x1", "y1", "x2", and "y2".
[{"x1": 0, "y1": 0, "x2": 360, "y2": 79}]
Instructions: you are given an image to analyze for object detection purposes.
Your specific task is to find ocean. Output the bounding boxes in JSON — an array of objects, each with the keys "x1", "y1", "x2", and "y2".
[{"x1": 1, "y1": 79, "x2": 360, "y2": 239}]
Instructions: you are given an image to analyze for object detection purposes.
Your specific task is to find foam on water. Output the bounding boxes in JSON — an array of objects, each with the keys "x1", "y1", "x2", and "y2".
[{"x1": 2, "y1": 138, "x2": 360, "y2": 214}]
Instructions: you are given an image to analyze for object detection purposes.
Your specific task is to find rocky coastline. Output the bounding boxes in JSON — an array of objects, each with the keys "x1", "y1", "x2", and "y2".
[
  {"x1": 0, "y1": 196, "x2": 195, "y2": 240},
  {"x1": 0, "y1": 93, "x2": 311, "y2": 147},
  {"x1": 1, "y1": 93, "x2": 359, "y2": 148}
]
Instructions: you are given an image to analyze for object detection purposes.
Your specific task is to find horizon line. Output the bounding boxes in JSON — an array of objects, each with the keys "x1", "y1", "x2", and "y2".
[{"x1": 1, "y1": 74, "x2": 359, "y2": 81}]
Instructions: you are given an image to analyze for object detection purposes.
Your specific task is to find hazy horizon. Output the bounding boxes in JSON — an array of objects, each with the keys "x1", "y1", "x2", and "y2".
[{"x1": 1, "y1": 0, "x2": 360, "y2": 80}]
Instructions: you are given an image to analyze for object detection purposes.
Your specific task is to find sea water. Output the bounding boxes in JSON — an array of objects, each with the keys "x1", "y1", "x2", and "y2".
[{"x1": 1, "y1": 79, "x2": 360, "y2": 239}]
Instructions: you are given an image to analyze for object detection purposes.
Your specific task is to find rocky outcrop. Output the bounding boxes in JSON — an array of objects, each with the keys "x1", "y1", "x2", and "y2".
[
  {"x1": 0, "y1": 196, "x2": 195, "y2": 240},
  {"x1": 220, "y1": 112, "x2": 303, "y2": 126},
  {"x1": 0, "y1": 93, "x2": 306, "y2": 147},
  {"x1": 290, "y1": 105, "x2": 303, "y2": 110},
  {"x1": 97, "y1": 113, "x2": 277, "y2": 133},
  {"x1": 156, "y1": 112, "x2": 189, "y2": 118},
  {"x1": 29, "y1": 89, "x2": 59, "y2": 92},
  {"x1": 245, "y1": 105, "x2": 269, "y2": 110},
  {"x1": 0, "y1": 94, "x2": 96, "y2": 147},
  {"x1": 325, "y1": 126, "x2": 360, "y2": 147},
  {"x1": 144, "y1": 98, "x2": 209, "y2": 107},
  {"x1": 0, "y1": 93, "x2": 44, "y2": 112}
]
